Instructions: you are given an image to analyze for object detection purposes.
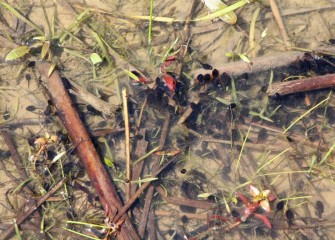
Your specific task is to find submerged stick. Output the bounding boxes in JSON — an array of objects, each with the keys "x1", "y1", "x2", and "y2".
[
  {"x1": 268, "y1": 0, "x2": 291, "y2": 49},
  {"x1": 36, "y1": 62, "x2": 139, "y2": 240},
  {"x1": 266, "y1": 73, "x2": 335, "y2": 96},
  {"x1": 0, "y1": 178, "x2": 67, "y2": 240},
  {"x1": 113, "y1": 155, "x2": 179, "y2": 223},
  {"x1": 192, "y1": 46, "x2": 335, "y2": 81}
]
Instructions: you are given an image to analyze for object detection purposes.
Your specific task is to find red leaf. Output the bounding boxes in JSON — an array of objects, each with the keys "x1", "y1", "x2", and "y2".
[{"x1": 254, "y1": 213, "x2": 272, "y2": 229}]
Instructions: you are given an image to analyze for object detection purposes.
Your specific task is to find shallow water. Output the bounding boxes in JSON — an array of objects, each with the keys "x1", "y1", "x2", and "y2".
[{"x1": 1, "y1": 0, "x2": 335, "y2": 239}]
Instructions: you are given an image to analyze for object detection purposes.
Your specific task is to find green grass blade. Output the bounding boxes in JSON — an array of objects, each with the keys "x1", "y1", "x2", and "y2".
[
  {"x1": 160, "y1": 37, "x2": 179, "y2": 64},
  {"x1": 63, "y1": 227, "x2": 101, "y2": 240},
  {"x1": 91, "y1": 31, "x2": 112, "y2": 66},
  {"x1": 283, "y1": 95, "x2": 330, "y2": 134},
  {"x1": 193, "y1": 0, "x2": 250, "y2": 22},
  {"x1": 131, "y1": 15, "x2": 175, "y2": 23},
  {"x1": 256, "y1": 147, "x2": 291, "y2": 174},
  {"x1": 0, "y1": 2, "x2": 44, "y2": 35},
  {"x1": 234, "y1": 125, "x2": 251, "y2": 174},
  {"x1": 319, "y1": 142, "x2": 335, "y2": 165},
  {"x1": 132, "y1": 146, "x2": 160, "y2": 166},
  {"x1": 148, "y1": 0, "x2": 154, "y2": 45}
]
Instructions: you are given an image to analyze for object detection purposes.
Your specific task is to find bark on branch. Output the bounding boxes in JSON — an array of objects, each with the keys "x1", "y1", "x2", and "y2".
[{"x1": 36, "y1": 62, "x2": 139, "y2": 240}]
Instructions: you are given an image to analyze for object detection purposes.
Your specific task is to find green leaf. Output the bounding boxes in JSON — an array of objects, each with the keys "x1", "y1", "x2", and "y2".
[
  {"x1": 5, "y1": 46, "x2": 29, "y2": 60},
  {"x1": 91, "y1": 31, "x2": 112, "y2": 66},
  {"x1": 33, "y1": 36, "x2": 47, "y2": 41},
  {"x1": 0, "y1": 2, "x2": 44, "y2": 35},
  {"x1": 202, "y1": 0, "x2": 237, "y2": 24},
  {"x1": 193, "y1": 0, "x2": 249, "y2": 22},
  {"x1": 238, "y1": 54, "x2": 251, "y2": 63},
  {"x1": 41, "y1": 41, "x2": 50, "y2": 59},
  {"x1": 123, "y1": 69, "x2": 139, "y2": 81},
  {"x1": 104, "y1": 157, "x2": 114, "y2": 168},
  {"x1": 90, "y1": 53, "x2": 102, "y2": 65},
  {"x1": 197, "y1": 192, "x2": 212, "y2": 199},
  {"x1": 225, "y1": 52, "x2": 234, "y2": 58},
  {"x1": 47, "y1": 63, "x2": 56, "y2": 77},
  {"x1": 215, "y1": 97, "x2": 230, "y2": 105}
]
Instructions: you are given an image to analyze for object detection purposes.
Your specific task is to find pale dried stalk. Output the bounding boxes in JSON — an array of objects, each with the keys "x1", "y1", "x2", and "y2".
[
  {"x1": 122, "y1": 88, "x2": 131, "y2": 202},
  {"x1": 268, "y1": 0, "x2": 291, "y2": 49}
]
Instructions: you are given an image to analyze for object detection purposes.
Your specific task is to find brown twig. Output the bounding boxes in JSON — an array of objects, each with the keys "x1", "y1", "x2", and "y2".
[
  {"x1": 138, "y1": 185, "x2": 155, "y2": 238},
  {"x1": 1, "y1": 130, "x2": 47, "y2": 239},
  {"x1": 136, "y1": 110, "x2": 171, "y2": 236},
  {"x1": 183, "y1": 125, "x2": 291, "y2": 152},
  {"x1": 155, "y1": 210, "x2": 208, "y2": 220},
  {"x1": 0, "y1": 118, "x2": 50, "y2": 130},
  {"x1": 131, "y1": 129, "x2": 148, "y2": 195},
  {"x1": 268, "y1": 0, "x2": 291, "y2": 49},
  {"x1": 155, "y1": 186, "x2": 215, "y2": 210},
  {"x1": 36, "y1": 62, "x2": 139, "y2": 240},
  {"x1": 113, "y1": 154, "x2": 179, "y2": 223},
  {"x1": 0, "y1": 177, "x2": 67, "y2": 240},
  {"x1": 148, "y1": 210, "x2": 156, "y2": 240},
  {"x1": 266, "y1": 73, "x2": 335, "y2": 96},
  {"x1": 1, "y1": 130, "x2": 29, "y2": 180}
]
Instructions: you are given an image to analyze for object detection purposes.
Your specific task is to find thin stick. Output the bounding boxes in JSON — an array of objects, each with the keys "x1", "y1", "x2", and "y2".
[
  {"x1": 1, "y1": 130, "x2": 29, "y2": 180},
  {"x1": 183, "y1": 125, "x2": 291, "y2": 152},
  {"x1": 113, "y1": 155, "x2": 179, "y2": 223},
  {"x1": 137, "y1": 96, "x2": 147, "y2": 128},
  {"x1": 131, "y1": 129, "x2": 148, "y2": 195},
  {"x1": 268, "y1": 0, "x2": 291, "y2": 49},
  {"x1": 267, "y1": 73, "x2": 335, "y2": 96},
  {"x1": 155, "y1": 186, "x2": 215, "y2": 210},
  {"x1": 0, "y1": 178, "x2": 67, "y2": 240},
  {"x1": 138, "y1": 185, "x2": 155, "y2": 238},
  {"x1": 0, "y1": 118, "x2": 50, "y2": 130},
  {"x1": 249, "y1": 7, "x2": 260, "y2": 58},
  {"x1": 136, "y1": 110, "x2": 171, "y2": 236},
  {"x1": 122, "y1": 88, "x2": 131, "y2": 202}
]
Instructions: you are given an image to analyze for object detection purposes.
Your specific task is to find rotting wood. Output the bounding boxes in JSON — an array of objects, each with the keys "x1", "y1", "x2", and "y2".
[{"x1": 36, "y1": 62, "x2": 139, "y2": 240}]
